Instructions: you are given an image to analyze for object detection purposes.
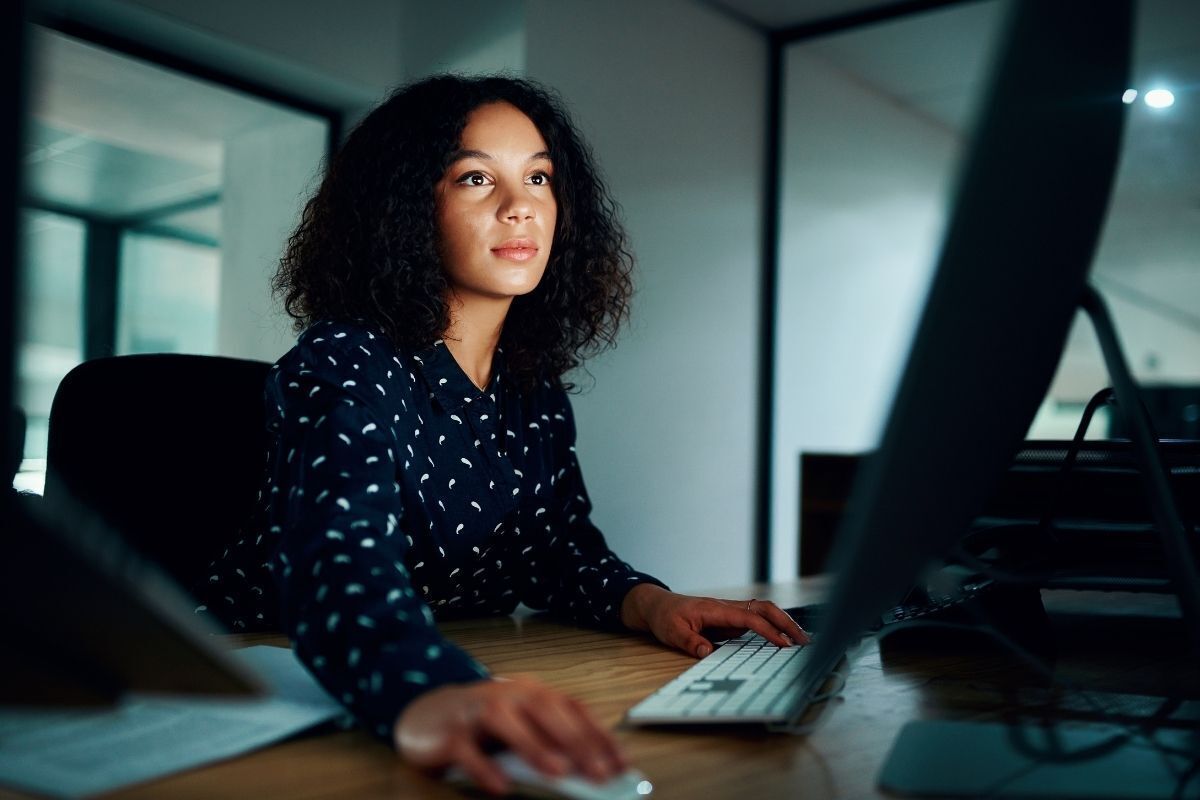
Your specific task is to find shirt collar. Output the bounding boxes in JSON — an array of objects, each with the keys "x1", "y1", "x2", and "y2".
[{"x1": 412, "y1": 339, "x2": 503, "y2": 412}]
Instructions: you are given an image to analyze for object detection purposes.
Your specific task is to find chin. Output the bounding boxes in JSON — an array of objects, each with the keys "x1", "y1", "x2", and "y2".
[
  {"x1": 498, "y1": 270, "x2": 548, "y2": 297},
  {"x1": 450, "y1": 263, "x2": 548, "y2": 301},
  {"x1": 500, "y1": 283, "x2": 542, "y2": 299}
]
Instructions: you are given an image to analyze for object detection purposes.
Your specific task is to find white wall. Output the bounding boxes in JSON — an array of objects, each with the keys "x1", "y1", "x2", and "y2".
[
  {"x1": 218, "y1": 117, "x2": 327, "y2": 362},
  {"x1": 526, "y1": 0, "x2": 767, "y2": 592},
  {"x1": 771, "y1": 50, "x2": 961, "y2": 579},
  {"x1": 400, "y1": 1, "x2": 524, "y2": 78}
]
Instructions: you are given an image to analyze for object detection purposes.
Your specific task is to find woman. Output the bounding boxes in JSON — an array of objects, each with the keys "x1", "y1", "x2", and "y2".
[{"x1": 199, "y1": 75, "x2": 807, "y2": 793}]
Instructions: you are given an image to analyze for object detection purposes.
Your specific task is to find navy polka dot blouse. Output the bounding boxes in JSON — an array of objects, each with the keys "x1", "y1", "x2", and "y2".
[{"x1": 194, "y1": 320, "x2": 666, "y2": 740}]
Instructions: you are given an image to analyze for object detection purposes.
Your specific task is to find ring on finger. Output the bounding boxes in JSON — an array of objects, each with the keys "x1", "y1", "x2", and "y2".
[{"x1": 746, "y1": 598, "x2": 756, "y2": 613}]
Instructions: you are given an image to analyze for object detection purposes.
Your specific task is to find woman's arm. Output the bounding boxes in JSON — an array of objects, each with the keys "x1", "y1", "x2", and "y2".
[{"x1": 268, "y1": 345, "x2": 487, "y2": 740}]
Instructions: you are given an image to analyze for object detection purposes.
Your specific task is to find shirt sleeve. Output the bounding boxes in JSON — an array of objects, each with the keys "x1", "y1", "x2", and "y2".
[
  {"x1": 267, "y1": 345, "x2": 488, "y2": 743},
  {"x1": 516, "y1": 389, "x2": 668, "y2": 629}
]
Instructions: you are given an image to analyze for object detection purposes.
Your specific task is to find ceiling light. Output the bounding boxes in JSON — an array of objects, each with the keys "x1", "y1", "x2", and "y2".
[
  {"x1": 1121, "y1": 89, "x2": 1138, "y2": 104},
  {"x1": 1144, "y1": 88, "x2": 1175, "y2": 109}
]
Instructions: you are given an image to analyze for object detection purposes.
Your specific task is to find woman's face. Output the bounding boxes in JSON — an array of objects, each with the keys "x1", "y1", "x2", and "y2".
[{"x1": 435, "y1": 101, "x2": 557, "y2": 304}]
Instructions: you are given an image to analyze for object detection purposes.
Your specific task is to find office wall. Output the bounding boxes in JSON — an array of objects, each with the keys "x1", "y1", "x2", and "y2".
[
  {"x1": 400, "y1": 2, "x2": 524, "y2": 78},
  {"x1": 218, "y1": 117, "x2": 327, "y2": 362},
  {"x1": 1049, "y1": 288, "x2": 1200, "y2": 415},
  {"x1": 771, "y1": 49, "x2": 960, "y2": 579},
  {"x1": 1051, "y1": 178, "x2": 1200, "y2": 407},
  {"x1": 526, "y1": 0, "x2": 767, "y2": 592}
]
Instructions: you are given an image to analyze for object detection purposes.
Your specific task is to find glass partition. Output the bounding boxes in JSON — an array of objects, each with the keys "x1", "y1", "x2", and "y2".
[
  {"x1": 15, "y1": 26, "x2": 330, "y2": 494},
  {"x1": 117, "y1": 232, "x2": 220, "y2": 356}
]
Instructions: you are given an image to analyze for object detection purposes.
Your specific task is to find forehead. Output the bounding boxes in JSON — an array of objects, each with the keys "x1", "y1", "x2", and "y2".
[{"x1": 458, "y1": 101, "x2": 548, "y2": 154}]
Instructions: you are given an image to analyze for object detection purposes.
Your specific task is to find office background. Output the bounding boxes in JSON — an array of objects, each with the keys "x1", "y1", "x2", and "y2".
[{"x1": 14, "y1": 0, "x2": 1200, "y2": 591}]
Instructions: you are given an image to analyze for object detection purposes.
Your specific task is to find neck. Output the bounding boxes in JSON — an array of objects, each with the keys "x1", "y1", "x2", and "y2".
[{"x1": 442, "y1": 291, "x2": 512, "y2": 391}]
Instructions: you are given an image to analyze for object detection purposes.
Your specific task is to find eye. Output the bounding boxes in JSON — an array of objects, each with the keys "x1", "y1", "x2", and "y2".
[
  {"x1": 455, "y1": 171, "x2": 491, "y2": 187},
  {"x1": 527, "y1": 171, "x2": 552, "y2": 187}
]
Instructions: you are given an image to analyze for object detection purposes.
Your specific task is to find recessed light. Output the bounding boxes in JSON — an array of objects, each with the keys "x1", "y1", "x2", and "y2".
[
  {"x1": 1144, "y1": 88, "x2": 1175, "y2": 109},
  {"x1": 1122, "y1": 89, "x2": 1138, "y2": 104}
]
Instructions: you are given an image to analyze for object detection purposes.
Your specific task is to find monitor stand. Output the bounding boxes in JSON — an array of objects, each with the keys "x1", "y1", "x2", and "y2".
[
  {"x1": 1079, "y1": 284, "x2": 1200, "y2": 651},
  {"x1": 879, "y1": 718, "x2": 1198, "y2": 798}
]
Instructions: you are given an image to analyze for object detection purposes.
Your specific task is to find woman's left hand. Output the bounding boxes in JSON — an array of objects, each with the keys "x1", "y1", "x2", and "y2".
[{"x1": 619, "y1": 584, "x2": 811, "y2": 659}]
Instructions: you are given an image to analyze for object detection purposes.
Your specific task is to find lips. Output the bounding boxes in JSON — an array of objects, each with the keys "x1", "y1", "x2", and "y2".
[{"x1": 491, "y1": 238, "x2": 538, "y2": 262}]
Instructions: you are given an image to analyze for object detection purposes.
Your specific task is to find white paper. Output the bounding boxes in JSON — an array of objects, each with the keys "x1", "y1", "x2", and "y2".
[{"x1": 0, "y1": 645, "x2": 348, "y2": 798}]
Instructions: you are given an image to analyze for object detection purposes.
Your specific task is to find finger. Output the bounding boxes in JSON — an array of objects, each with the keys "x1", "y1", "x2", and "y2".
[
  {"x1": 478, "y1": 697, "x2": 572, "y2": 779},
  {"x1": 454, "y1": 740, "x2": 511, "y2": 796},
  {"x1": 744, "y1": 610, "x2": 795, "y2": 648},
  {"x1": 705, "y1": 603, "x2": 793, "y2": 648},
  {"x1": 679, "y1": 629, "x2": 716, "y2": 659},
  {"x1": 526, "y1": 695, "x2": 615, "y2": 781},
  {"x1": 654, "y1": 615, "x2": 716, "y2": 659},
  {"x1": 566, "y1": 696, "x2": 629, "y2": 770},
  {"x1": 755, "y1": 601, "x2": 812, "y2": 644},
  {"x1": 562, "y1": 695, "x2": 628, "y2": 774}
]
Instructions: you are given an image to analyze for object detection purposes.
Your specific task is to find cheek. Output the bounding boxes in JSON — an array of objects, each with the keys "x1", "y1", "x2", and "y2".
[
  {"x1": 437, "y1": 206, "x2": 497, "y2": 283},
  {"x1": 434, "y1": 196, "x2": 453, "y2": 251},
  {"x1": 436, "y1": 203, "x2": 472, "y2": 259},
  {"x1": 541, "y1": 195, "x2": 559, "y2": 237}
]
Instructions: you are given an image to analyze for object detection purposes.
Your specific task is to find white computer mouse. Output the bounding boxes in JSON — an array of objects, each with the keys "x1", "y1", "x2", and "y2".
[{"x1": 445, "y1": 750, "x2": 654, "y2": 800}]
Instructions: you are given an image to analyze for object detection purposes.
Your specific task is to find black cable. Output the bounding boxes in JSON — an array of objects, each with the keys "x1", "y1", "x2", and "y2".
[{"x1": 1037, "y1": 387, "x2": 1117, "y2": 538}]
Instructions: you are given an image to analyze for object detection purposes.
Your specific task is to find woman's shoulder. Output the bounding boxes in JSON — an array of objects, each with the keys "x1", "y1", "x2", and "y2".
[
  {"x1": 271, "y1": 319, "x2": 426, "y2": 398},
  {"x1": 295, "y1": 319, "x2": 390, "y2": 354},
  {"x1": 275, "y1": 319, "x2": 417, "y2": 371},
  {"x1": 519, "y1": 373, "x2": 576, "y2": 422}
]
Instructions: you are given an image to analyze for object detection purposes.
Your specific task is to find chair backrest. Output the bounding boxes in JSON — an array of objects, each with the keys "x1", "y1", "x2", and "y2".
[{"x1": 44, "y1": 354, "x2": 272, "y2": 594}]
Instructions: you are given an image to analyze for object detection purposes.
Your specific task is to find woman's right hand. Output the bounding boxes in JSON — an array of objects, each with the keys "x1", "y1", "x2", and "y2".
[{"x1": 393, "y1": 676, "x2": 627, "y2": 795}]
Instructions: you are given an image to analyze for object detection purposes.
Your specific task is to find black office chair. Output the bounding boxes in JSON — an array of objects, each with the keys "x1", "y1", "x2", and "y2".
[{"x1": 44, "y1": 354, "x2": 273, "y2": 596}]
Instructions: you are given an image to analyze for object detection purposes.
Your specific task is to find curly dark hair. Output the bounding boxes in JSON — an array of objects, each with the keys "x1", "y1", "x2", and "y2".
[{"x1": 274, "y1": 75, "x2": 633, "y2": 392}]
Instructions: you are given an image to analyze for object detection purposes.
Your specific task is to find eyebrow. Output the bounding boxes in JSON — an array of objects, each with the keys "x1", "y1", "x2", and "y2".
[{"x1": 447, "y1": 148, "x2": 552, "y2": 165}]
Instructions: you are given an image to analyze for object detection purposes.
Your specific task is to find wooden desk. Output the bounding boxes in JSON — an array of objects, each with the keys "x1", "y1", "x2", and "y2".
[{"x1": 5, "y1": 581, "x2": 1196, "y2": 799}]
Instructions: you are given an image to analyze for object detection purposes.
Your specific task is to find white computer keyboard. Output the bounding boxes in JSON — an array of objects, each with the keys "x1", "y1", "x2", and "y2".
[{"x1": 626, "y1": 632, "x2": 817, "y2": 724}]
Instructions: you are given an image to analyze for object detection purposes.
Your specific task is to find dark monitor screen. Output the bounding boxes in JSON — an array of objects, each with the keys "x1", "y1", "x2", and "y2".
[{"x1": 800, "y1": 0, "x2": 1135, "y2": 685}]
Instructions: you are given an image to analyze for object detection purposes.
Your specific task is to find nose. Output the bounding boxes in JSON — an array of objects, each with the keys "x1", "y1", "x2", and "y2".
[{"x1": 497, "y1": 184, "x2": 535, "y2": 223}]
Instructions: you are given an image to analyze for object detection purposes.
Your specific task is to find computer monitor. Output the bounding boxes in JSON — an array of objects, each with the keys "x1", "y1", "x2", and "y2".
[
  {"x1": 1, "y1": 4, "x2": 260, "y2": 706},
  {"x1": 798, "y1": 0, "x2": 1139, "y2": 687}
]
